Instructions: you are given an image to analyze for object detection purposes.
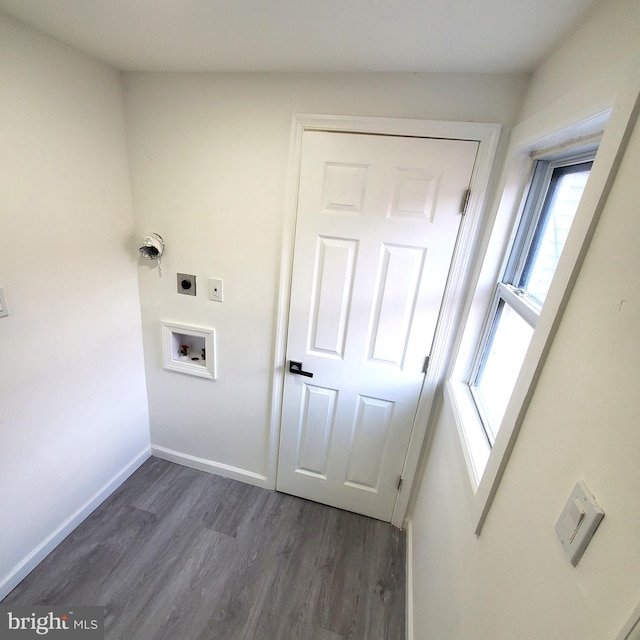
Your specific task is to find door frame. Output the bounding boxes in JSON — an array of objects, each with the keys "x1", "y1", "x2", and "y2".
[{"x1": 268, "y1": 114, "x2": 501, "y2": 527}]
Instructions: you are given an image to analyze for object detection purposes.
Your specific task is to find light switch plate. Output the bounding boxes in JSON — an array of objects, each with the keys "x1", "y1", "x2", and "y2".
[
  {"x1": 0, "y1": 287, "x2": 8, "y2": 318},
  {"x1": 555, "y1": 480, "x2": 604, "y2": 566}
]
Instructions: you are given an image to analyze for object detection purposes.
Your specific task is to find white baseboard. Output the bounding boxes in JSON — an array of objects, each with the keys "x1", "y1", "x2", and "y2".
[
  {"x1": 405, "y1": 517, "x2": 414, "y2": 640},
  {"x1": 151, "y1": 445, "x2": 269, "y2": 488},
  {"x1": 0, "y1": 446, "x2": 151, "y2": 601}
]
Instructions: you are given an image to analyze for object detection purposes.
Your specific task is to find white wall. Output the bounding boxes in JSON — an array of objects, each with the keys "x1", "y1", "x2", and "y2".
[
  {"x1": 408, "y1": 0, "x2": 640, "y2": 637},
  {"x1": 519, "y1": 0, "x2": 640, "y2": 122},
  {"x1": 123, "y1": 71, "x2": 529, "y2": 485},
  {"x1": 0, "y1": 13, "x2": 150, "y2": 598}
]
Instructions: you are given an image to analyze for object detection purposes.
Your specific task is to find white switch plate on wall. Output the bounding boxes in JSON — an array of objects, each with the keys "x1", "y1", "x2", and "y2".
[
  {"x1": 208, "y1": 277, "x2": 224, "y2": 302},
  {"x1": 555, "y1": 479, "x2": 604, "y2": 566}
]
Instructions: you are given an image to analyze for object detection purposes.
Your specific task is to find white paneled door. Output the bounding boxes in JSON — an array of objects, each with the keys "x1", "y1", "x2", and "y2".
[{"x1": 277, "y1": 130, "x2": 478, "y2": 521}]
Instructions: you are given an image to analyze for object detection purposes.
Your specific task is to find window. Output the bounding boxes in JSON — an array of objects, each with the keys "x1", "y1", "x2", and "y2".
[
  {"x1": 470, "y1": 152, "x2": 594, "y2": 445},
  {"x1": 442, "y1": 102, "x2": 640, "y2": 533}
]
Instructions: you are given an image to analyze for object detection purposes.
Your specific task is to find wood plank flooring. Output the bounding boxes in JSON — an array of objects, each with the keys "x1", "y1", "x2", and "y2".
[{"x1": 3, "y1": 457, "x2": 405, "y2": 640}]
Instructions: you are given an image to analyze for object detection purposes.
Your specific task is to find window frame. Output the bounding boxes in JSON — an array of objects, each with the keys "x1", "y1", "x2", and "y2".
[
  {"x1": 440, "y1": 97, "x2": 640, "y2": 534},
  {"x1": 469, "y1": 149, "x2": 596, "y2": 445}
]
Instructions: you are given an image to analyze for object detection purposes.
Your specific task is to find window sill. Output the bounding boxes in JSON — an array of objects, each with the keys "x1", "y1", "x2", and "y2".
[
  {"x1": 444, "y1": 379, "x2": 490, "y2": 494},
  {"x1": 446, "y1": 377, "x2": 516, "y2": 536}
]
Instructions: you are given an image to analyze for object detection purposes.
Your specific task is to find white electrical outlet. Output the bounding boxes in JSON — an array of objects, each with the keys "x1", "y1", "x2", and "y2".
[{"x1": 208, "y1": 277, "x2": 224, "y2": 302}]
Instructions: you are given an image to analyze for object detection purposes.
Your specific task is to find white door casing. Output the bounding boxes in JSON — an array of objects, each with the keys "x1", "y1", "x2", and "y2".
[
  {"x1": 277, "y1": 129, "x2": 478, "y2": 522},
  {"x1": 268, "y1": 115, "x2": 501, "y2": 527}
]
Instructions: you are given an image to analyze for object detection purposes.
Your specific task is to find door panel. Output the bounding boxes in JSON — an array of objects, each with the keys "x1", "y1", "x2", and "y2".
[
  {"x1": 368, "y1": 243, "x2": 426, "y2": 367},
  {"x1": 277, "y1": 130, "x2": 478, "y2": 521},
  {"x1": 345, "y1": 394, "x2": 394, "y2": 491},
  {"x1": 309, "y1": 236, "x2": 357, "y2": 358}
]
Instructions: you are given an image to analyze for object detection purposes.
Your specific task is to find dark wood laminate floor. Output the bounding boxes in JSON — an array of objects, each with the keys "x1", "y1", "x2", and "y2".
[{"x1": 3, "y1": 457, "x2": 405, "y2": 640}]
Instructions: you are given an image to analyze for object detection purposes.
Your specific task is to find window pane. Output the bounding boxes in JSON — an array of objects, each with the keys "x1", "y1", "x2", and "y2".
[
  {"x1": 519, "y1": 163, "x2": 592, "y2": 305},
  {"x1": 474, "y1": 300, "x2": 534, "y2": 442}
]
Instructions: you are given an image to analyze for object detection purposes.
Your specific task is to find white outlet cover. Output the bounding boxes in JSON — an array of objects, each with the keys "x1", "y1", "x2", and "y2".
[{"x1": 208, "y1": 277, "x2": 224, "y2": 302}]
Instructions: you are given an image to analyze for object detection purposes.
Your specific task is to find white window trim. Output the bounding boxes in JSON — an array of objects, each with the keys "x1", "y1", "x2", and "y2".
[
  {"x1": 468, "y1": 151, "x2": 596, "y2": 445},
  {"x1": 446, "y1": 78, "x2": 640, "y2": 534}
]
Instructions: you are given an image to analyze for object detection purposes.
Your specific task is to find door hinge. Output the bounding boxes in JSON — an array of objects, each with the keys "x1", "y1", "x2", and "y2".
[
  {"x1": 422, "y1": 356, "x2": 430, "y2": 374},
  {"x1": 460, "y1": 189, "x2": 471, "y2": 215},
  {"x1": 397, "y1": 476, "x2": 404, "y2": 491}
]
